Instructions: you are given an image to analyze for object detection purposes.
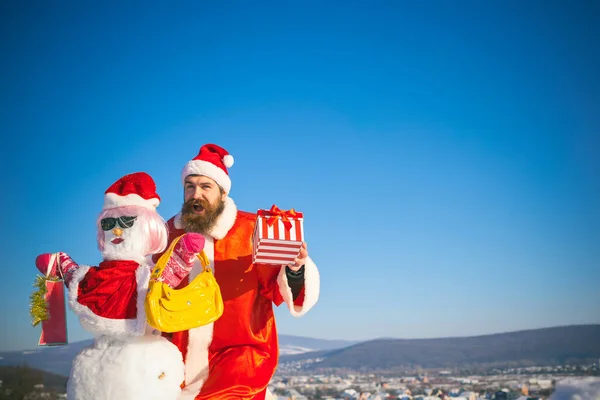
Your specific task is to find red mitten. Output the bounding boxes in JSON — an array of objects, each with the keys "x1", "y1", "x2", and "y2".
[
  {"x1": 35, "y1": 252, "x2": 79, "y2": 285},
  {"x1": 178, "y1": 233, "x2": 206, "y2": 263},
  {"x1": 161, "y1": 233, "x2": 206, "y2": 288},
  {"x1": 35, "y1": 253, "x2": 59, "y2": 277}
]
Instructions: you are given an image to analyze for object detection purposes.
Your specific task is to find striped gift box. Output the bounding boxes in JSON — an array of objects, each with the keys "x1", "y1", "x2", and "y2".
[{"x1": 252, "y1": 206, "x2": 304, "y2": 265}]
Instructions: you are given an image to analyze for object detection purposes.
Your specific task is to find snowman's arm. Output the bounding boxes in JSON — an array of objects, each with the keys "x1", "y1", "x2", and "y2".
[
  {"x1": 160, "y1": 233, "x2": 206, "y2": 288},
  {"x1": 58, "y1": 252, "x2": 81, "y2": 287},
  {"x1": 36, "y1": 252, "x2": 81, "y2": 288}
]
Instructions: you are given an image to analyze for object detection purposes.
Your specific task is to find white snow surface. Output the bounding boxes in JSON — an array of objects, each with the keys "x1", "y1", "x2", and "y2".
[
  {"x1": 549, "y1": 377, "x2": 600, "y2": 400},
  {"x1": 279, "y1": 345, "x2": 315, "y2": 355}
]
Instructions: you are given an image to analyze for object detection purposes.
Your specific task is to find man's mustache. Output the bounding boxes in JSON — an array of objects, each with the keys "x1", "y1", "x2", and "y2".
[{"x1": 183, "y1": 198, "x2": 210, "y2": 211}]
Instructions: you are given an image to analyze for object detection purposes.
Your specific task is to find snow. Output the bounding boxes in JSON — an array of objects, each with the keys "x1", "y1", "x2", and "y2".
[
  {"x1": 278, "y1": 345, "x2": 315, "y2": 355},
  {"x1": 549, "y1": 377, "x2": 600, "y2": 400}
]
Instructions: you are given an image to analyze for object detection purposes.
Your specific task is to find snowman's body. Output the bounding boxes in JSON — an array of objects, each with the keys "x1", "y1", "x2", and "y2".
[
  {"x1": 65, "y1": 255, "x2": 184, "y2": 400},
  {"x1": 68, "y1": 335, "x2": 184, "y2": 400}
]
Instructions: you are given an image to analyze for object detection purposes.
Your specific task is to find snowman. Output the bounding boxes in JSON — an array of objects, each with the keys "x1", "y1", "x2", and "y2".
[{"x1": 35, "y1": 172, "x2": 204, "y2": 400}]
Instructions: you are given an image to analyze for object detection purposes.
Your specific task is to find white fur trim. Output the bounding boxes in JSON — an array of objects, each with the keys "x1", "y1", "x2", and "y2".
[
  {"x1": 182, "y1": 160, "x2": 231, "y2": 193},
  {"x1": 179, "y1": 323, "x2": 213, "y2": 400},
  {"x1": 174, "y1": 196, "x2": 237, "y2": 240},
  {"x1": 68, "y1": 263, "x2": 151, "y2": 337},
  {"x1": 103, "y1": 193, "x2": 159, "y2": 211},
  {"x1": 277, "y1": 256, "x2": 320, "y2": 317},
  {"x1": 179, "y1": 236, "x2": 215, "y2": 399},
  {"x1": 135, "y1": 262, "x2": 151, "y2": 334}
]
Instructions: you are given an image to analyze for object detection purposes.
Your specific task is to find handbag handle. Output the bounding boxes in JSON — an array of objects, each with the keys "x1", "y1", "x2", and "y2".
[{"x1": 151, "y1": 235, "x2": 209, "y2": 281}]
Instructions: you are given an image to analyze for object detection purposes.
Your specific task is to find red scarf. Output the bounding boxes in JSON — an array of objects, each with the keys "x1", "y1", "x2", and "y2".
[{"x1": 77, "y1": 260, "x2": 141, "y2": 320}]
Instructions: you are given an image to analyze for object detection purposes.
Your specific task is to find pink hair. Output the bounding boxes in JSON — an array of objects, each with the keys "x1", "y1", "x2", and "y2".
[{"x1": 96, "y1": 206, "x2": 168, "y2": 255}]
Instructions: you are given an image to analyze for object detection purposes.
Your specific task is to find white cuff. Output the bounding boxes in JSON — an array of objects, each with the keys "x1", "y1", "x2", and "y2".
[{"x1": 277, "y1": 256, "x2": 320, "y2": 317}]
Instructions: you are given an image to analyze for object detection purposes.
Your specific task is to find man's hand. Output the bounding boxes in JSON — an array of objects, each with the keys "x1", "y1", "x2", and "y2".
[{"x1": 288, "y1": 242, "x2": 308, "y2": 272}]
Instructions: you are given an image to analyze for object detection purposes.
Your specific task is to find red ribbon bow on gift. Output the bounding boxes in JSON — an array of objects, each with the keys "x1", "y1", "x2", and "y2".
[{"x1": 264, "y1": 204, "x2": 300, "y2": 231}]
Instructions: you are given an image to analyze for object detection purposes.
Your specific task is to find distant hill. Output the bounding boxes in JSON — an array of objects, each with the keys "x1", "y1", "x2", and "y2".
[
  {"x1": 280, "y1": 324, "x2": 600, "y2": 371},
  {"x1": 0, "y1": 340, "x2": 91, "y2": 377},
  {"x1": 3, "y1": 325, "x2": 597, "y2": 376},
  {"x1": 0, "y1": 334, "x2": 356, "y2": 377},
  {"x1": 0, "y1": 365, "x2": 67, "y2": 397}
]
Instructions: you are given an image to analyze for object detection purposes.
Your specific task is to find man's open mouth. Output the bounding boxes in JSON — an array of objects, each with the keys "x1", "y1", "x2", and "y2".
[
  {"x1": 193, "y1": 204, "x2": 204, "y2": 213},
  {"x1": 111, "y1": 238, "x2": 124, "y2": 244}
]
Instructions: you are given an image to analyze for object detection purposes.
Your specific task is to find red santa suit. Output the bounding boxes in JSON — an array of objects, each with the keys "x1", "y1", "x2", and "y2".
[
  {"x1": 158, "y1": 196, "x2": 320, "y2": 400},
  {"x1": 67, "y1": 257, "x2": 151, "y2": 337}
]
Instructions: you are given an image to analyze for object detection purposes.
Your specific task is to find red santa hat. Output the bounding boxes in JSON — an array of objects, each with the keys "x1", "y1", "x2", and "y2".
[
  {"x1": 103, "y1": 172, "x2": 161, "y2": 211},
  {"x1": 181, "y1": 144, "x2": 234, "y2": 193}
]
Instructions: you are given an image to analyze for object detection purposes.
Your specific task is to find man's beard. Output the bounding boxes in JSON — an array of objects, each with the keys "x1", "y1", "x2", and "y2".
[{"x1": 180, "y1": 197, "x2": 225, "y2": 234}]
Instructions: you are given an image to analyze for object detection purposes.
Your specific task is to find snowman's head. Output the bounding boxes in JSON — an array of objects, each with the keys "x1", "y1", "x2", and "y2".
[
  {"x1": 96, "y1": 205, "x2": 167, "y2": 263},
  {"x1": 97, "y1": 172, "x2": 167, "y2": 263}
]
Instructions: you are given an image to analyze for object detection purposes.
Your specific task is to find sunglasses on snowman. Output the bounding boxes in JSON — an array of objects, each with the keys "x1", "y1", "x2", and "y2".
[{"x1": 100, "y1": 216, "x2": 137, "y2": 231}]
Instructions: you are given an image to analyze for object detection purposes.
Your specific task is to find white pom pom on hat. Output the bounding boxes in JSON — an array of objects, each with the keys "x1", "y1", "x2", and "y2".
[
  {"x1": 181, "y1": 144, "x2": 234, "y2": 193},
  {"x1": 223, "y1": 154, "x2": 234, "y2": 168}
]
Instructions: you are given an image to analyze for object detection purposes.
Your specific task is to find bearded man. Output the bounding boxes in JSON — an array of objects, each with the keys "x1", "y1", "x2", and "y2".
[{"x1": 154, "y1": 143, "x2": 320, "y2": 400}]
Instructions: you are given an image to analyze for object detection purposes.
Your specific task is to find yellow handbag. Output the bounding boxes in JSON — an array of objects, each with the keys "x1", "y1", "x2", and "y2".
[{"x1": 145, "y1": 234, "x2": 224, "y2": 333}]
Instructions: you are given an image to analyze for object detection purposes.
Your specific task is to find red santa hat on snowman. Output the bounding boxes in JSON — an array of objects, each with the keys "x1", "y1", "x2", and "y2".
[
  {"x1": 103, "y1": 172, "x2": 161, "y2": 211},
  {"x1": 96, "y1": 172, "x2": 167, "y2": 255},
  {"x1": 181, "y1": 144, "x2": 234, "y2": 193}
]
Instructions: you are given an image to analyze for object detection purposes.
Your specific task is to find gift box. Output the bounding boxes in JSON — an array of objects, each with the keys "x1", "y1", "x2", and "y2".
[{"x1": 252, "y1": 205, "x2": 304, "y2": 265}]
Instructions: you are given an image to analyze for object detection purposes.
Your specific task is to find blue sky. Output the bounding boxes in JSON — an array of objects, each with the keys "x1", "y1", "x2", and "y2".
[{"x1": 1, "y1": 1, "x2": 598, "y2": 351}]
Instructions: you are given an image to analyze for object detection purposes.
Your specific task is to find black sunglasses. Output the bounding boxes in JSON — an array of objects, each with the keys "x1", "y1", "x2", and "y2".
[{"x1": 100, "y1": 216, "x2": 137, "y2": 231}]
